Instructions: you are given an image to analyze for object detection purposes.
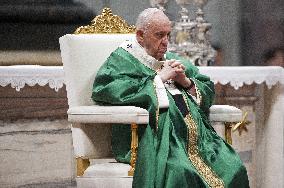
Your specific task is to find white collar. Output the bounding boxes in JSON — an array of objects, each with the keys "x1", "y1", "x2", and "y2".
[{"x1": 120, "y1": 39, "x2": 165, "y2": 71}]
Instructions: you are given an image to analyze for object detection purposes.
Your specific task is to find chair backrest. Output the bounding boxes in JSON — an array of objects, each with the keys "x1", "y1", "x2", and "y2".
[{"x1": 59, "y1": 34, "x2": 135, "y2": 108}]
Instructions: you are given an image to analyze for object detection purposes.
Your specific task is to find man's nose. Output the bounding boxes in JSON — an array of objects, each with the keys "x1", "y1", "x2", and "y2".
[{"x1": 161, "y1": 36, "x2": 169, "y2": 45}]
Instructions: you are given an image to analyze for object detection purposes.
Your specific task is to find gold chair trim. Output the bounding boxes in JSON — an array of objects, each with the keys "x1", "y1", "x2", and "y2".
[
  {"x1": 74, "y1": 8, "x2": 136, "y2": 34},
  {"x1": 128, "y1": 123, "x2": 138, "y2": 176},
  {"x1": 76, "y1": 157, "x2": 90, "y2": 177}
]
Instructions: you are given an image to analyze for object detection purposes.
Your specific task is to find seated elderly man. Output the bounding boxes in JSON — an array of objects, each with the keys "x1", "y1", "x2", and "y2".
[{"x1": 92, "y1": 8, "x2": 249, "y2": 188}]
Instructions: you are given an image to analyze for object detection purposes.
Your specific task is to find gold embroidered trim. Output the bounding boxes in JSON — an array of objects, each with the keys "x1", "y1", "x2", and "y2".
[
  {"x1": 183, "y1": 94, "x2": 225, "y2": 188},
  {"x1": 153, "y1": 81, "x2": 159, "y2": 131}
]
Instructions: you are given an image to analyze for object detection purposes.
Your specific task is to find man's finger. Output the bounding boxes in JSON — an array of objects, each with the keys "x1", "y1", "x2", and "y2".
[
  {"x1": 175, "y1": 68, "x2": 185, "y2": 73},
  {"x1": 179, "y1": 64, "x2": 185, "y2": 70},
  {"x1": 171, "y1": 61, "x2": 182, "y2": 68},
  {"x1": 166, "y1": 59, "x2": 175, "y2": 66}
]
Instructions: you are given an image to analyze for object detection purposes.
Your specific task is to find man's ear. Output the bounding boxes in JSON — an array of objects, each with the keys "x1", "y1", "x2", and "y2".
[{"x1": 136, "y1": 30, "x2": 144, "y2": 44}]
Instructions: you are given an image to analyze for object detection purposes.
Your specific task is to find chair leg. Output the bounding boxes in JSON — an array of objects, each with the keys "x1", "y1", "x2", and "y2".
[
  {"x1": 76, "y1": 157, "x2": 90, "y2": 176},
  {"x1": 224, "y1": 122, "x2": 233, "y2": 145},
  {"x1": 128, "y1": 123, "x2": 138, "y2": 176}
]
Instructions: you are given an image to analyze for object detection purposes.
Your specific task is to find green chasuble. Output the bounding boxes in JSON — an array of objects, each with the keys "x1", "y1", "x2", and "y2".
[{"x1": 92, "y1": 41, "x2": 249, "y2": 188}]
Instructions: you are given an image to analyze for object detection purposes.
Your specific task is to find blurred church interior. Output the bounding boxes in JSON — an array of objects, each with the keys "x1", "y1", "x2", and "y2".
[{"x1": 0, "y1": 0, "x2": 283, "y2": 187}]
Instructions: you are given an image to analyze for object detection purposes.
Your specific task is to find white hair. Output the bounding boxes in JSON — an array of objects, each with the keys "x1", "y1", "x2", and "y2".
[{"x1": 136, "y1": 8, "x2": 165, "y2": 32}]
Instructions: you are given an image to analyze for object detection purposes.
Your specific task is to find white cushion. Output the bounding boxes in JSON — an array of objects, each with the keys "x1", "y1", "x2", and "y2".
[
  {"x1": 209, "y1": 105, "x2": 242, "y2": 122},
  {"x1": 84, "y1": 159, "x2": 130, "y2": 178},
  {"x1": 76, "y1": 177, "x2": 132, "y2": 188},
  {"x1": 68, "y1": 105, "x2": 149, "y2": 124},
  {"x1": 77, "y1": 159, "x2": 132, "y2": 188}
]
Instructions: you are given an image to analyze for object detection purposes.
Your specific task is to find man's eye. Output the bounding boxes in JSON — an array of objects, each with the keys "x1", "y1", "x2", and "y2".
[{"x1": 156, "y1": 33, "x2": 164, "y2": 39}]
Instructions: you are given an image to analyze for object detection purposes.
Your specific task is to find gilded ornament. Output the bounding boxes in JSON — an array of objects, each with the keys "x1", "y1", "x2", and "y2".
[
  {"x1": 176, "y1": 31, "x2": 189, "y2": 44},
  {"x1": 74, "y1": 8, "x2": 136, "y2": 34},
  {"x1": 233, "y1": 112, "x2": 250, "y2": 136}
]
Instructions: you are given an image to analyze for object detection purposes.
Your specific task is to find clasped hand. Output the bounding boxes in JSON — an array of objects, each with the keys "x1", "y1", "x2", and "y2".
[{"x1": 158, "y1": 59, "x2": 191, "y2": 88}]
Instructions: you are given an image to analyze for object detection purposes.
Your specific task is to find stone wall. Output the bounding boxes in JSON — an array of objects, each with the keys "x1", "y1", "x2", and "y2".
[{"x1": 0, "y1": 86, "x2": 74, "y2": 187}]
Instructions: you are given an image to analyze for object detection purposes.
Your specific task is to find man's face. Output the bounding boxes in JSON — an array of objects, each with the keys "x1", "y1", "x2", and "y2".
[{"x1": 137, "y1": 15, "x2": 171, "y2": 60}]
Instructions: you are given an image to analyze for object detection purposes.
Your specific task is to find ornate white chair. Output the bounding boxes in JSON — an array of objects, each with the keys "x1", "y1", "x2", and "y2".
[{"x1": 59, "y1": 8, "x2": 243, "y2": 188}]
